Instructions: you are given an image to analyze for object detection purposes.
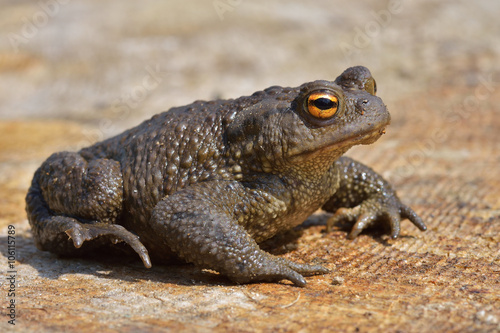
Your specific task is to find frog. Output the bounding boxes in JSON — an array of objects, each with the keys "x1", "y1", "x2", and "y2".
[{"x1": 26, "y1": 66, "x2": 426, "y2": 286}]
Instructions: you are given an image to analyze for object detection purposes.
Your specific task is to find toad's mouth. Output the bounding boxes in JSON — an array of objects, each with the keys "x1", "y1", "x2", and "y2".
[
  {"x1": 356, "y1": 126, "x2": 387, "y2": 145},
  {"x1": 325, "y1": 125, "x2": 388, "y2": 151},
  {"x1": 288, "y1": 124, "x2": 388, "y2": 164}
]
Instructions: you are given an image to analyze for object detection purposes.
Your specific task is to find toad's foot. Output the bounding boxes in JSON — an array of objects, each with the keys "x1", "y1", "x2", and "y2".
[
  {"x1": 326, "y1": 196, "x2": 427, "y2": 239},
  {"x1": 65, "y1": 222, "x2": 151, "y2": 268},
  {"x1": 230, "y1": 254, "x2": 330, "y2": 287}
]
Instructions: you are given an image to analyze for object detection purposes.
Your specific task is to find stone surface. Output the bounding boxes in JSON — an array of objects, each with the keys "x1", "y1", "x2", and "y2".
[{"x1": 0, "y1": 0, "x2": 499, "y2": 332}]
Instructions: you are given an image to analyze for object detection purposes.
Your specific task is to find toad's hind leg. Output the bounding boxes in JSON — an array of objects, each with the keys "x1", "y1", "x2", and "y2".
[
  {"x1": 151, "y1": 181, "x2": 329, "y2": 286},
  {"x1": 26, "y1": 152, "x2": 151, "y2": 267}
]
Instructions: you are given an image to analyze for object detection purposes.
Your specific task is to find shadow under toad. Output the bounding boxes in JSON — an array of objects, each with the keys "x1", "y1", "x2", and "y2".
[
  {"x1": 4, "y1": 212, "x2": 396, "y2": 286},
  {"x1": 2, "y1": 233, "x2": 233, "y2": 286}
]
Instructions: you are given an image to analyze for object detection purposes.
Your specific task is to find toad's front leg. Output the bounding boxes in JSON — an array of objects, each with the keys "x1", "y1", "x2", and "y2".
[
  {"x1": 150, "y1": 181, "x2": 328, "y2": 286},
  {"x1": 323, "y1": 156, "x2": 427, "y2": 239}
]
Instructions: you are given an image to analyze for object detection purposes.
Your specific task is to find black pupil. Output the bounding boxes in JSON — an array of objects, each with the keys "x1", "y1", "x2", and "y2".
[{"x1": 313, "y1": 97, "x2": 336, "y2": 110}]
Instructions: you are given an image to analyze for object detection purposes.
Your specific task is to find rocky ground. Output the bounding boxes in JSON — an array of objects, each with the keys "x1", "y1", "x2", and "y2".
[{"x1": 0, "y1": 0, "x2": 499, "y2": 332}]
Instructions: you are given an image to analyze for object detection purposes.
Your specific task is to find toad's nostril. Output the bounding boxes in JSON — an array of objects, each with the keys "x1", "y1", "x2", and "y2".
[{"x1": 358, "y1": 99, "x2": 370, "y2": 109}]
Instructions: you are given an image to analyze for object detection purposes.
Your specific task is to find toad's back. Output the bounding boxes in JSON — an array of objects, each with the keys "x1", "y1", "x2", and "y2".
[
  {"x1": 82, "y1": 102, "x2": 229, "y2": 226},
  {"x1": 77, "y1": 89, "x2": 294, "y2": 229}
]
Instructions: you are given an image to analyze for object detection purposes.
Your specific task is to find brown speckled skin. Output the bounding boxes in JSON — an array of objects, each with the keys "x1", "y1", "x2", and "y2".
[{"x1": 26, "y1": 67, "x2": 426, "y2": 286}]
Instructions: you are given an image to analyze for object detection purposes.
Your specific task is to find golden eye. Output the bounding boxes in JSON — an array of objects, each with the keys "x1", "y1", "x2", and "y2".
[{"x1": 307, "y1": 92, "x2": 339, "y2": 119}]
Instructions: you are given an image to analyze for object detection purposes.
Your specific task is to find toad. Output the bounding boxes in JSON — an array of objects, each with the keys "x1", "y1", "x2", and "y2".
[{"x1": 26, "y1": 66, "x2": 426, "y2": 286}]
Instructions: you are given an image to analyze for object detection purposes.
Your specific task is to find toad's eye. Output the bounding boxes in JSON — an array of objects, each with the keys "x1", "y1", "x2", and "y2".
[{"x1": 307, "y1": 92, "x2": 339, "y2": 119}]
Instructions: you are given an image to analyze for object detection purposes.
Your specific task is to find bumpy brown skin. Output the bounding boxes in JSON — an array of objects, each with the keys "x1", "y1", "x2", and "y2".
[{"x1": 26, "y1": 66, "x2": 426, "y2": 286}]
